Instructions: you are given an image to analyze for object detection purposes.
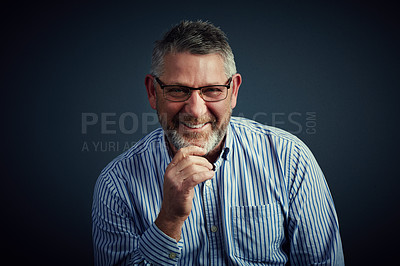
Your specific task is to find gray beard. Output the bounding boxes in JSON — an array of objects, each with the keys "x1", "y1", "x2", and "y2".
[
  {"x1": 166, "y1": 125, "x2": 225, "y2": 154},
  {"x1": 158, "y1": 111, "x2": 231, "y2": 154}
]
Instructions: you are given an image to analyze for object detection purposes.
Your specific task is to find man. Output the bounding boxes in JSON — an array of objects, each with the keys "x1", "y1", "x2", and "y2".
[{"x1": 92, "y1": 20, "x2": 344, "y2": 265}]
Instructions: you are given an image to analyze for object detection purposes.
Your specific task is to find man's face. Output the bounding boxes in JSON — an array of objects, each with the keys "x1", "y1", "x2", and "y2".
[{"x1": 146, "y1": 52, "x2": 241, "y2": 155}]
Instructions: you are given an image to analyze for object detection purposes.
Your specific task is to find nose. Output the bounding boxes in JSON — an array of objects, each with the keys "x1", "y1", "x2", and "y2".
[{"x1": 183, "y1": 90, "x2": 208, "y2": 118}]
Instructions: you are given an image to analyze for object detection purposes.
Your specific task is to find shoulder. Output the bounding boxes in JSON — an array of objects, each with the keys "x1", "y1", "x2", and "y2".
[
  {"x1": 230, "y1": 116, "x2": 303, "y2": 145},
  {"x1": 93, "y1": 128, "x2": 166, "y2": 207},
  {"x1": 229, "y1": 116, "x2": 314, "y2": 161},
  {"x1": 99, "y1": 128, "x2": 165, "y2": 178}
]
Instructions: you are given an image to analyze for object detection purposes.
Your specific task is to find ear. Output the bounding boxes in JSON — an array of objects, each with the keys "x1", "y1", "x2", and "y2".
[
  {"x1": 229, "y1": 73, "x2": 242, "y2": 109},
  {"x1": 145, "y1": 74, "x2": 157, "y2": 110}
]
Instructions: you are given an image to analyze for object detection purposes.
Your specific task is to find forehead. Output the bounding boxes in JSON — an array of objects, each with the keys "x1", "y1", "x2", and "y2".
[{"x1": 161, "y1": 52, "x2": 226, "y2": 84}]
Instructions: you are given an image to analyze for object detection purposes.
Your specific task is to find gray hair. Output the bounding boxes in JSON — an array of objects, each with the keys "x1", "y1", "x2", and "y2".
[{"x1": 151, "y1": 20, "x2": 237, "y2": 78}]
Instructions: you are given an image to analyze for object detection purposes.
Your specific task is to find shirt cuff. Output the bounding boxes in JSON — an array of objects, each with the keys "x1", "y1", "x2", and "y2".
[{"x1": 139, "y1": 223, "x2": 184, "y2": 265}]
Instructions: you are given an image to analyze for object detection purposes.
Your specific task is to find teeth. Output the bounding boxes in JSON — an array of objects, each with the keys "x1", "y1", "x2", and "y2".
[{"x1": 183, "y1": 122, "x2": 206, "y2": 128}]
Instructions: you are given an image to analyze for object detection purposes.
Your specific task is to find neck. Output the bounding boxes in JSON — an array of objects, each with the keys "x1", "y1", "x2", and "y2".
[{"x1": 204, "y1": 138, "x2": 225, "y2": 163}]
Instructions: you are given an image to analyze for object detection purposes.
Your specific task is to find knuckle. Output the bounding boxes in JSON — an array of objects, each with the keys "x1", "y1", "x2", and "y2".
[{"x1": 191, "y1": 171, "x2": 211, "y2": 183}]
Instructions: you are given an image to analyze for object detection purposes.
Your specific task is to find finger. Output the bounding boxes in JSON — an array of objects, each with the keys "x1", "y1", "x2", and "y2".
[
  {"x1": 183, "y1": 170, "x2": 214, "y2": 189},
  {"x1": 170, "y1": 146, "x2": 207, "y2": 165},
  {"x1": 179, "y1": 163, "x2": 214, "y2": 178},
  {"x1": 174, "y1": 155, "x2": 213, "y2": 172}
]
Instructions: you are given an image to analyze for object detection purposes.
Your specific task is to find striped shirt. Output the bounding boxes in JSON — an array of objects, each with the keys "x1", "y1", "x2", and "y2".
[{"x1": 92, "y1": 116, "x2": 344, "y2": 265}]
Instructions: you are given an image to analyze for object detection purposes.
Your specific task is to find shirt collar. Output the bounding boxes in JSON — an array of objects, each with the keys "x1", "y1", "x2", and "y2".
[
  {"x1": 213, "y1": 120, "x2": 233, "y2": 169},
  {"x1": 160, "y1": 130, "x2": 173, "y2": 164}
]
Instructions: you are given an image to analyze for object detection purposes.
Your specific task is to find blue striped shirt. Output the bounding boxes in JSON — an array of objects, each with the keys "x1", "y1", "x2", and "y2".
[{"x1": 92, "y1": 117, "x2": 344, "y2": 265}]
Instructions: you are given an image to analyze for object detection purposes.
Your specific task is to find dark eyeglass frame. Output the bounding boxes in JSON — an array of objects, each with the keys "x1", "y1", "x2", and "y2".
[{"x1": 154, "y1": 76, "x2": 232, "y2": 102}]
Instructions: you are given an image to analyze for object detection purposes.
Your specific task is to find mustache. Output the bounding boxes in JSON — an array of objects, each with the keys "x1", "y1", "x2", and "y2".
[{"x1": 179, "y1": 114, "x2": 216, "y2": 123}]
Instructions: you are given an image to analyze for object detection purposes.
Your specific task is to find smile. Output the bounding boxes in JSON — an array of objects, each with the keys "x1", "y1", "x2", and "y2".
[{"x1": 181, "y1": 122, "x2": 208, "y2": 129}]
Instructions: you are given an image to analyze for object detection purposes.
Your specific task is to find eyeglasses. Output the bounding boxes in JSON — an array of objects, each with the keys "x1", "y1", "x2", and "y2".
[{"x1": 154, "y1": 77, "x2": 232, "y2": 102}]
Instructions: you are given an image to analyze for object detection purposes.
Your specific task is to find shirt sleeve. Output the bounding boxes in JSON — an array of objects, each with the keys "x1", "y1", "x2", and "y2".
[
  {"x1": 92, "y1": 171, "x2": 184, "y2": 265},
  {"x1": 287, "y1": 144, "x2": 345, "y2": 265}
]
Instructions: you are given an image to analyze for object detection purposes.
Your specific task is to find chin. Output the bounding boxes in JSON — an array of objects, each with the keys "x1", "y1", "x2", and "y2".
[
  {"x1": 168, "y1": 131, "x2": 220, "y2": 154},
  {"x1": 186, "y1": 140, "x2": 209, "y2": 150}
]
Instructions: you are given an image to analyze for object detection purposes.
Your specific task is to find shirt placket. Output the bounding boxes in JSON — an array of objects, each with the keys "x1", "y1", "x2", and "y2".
[{"x1": 202, "y1": 170, "x2": 223, "y2": 264}]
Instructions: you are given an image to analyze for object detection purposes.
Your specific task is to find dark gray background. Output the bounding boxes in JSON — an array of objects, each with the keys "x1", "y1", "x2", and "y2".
[{"x1": 2, "y1": 1, "x2": 399, "y2": 265}]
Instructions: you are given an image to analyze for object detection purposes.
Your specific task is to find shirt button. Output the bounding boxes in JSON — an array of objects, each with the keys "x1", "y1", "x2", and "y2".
[
  {"x1": 205, "y1": 180, "x2": 212, "y2": 187},
  {"x1": 169, "y1": 252, "x2": 177, "y2": 259},
  {"x1": 211, "y1": 225, "x2": 218, "y2": 232}
]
